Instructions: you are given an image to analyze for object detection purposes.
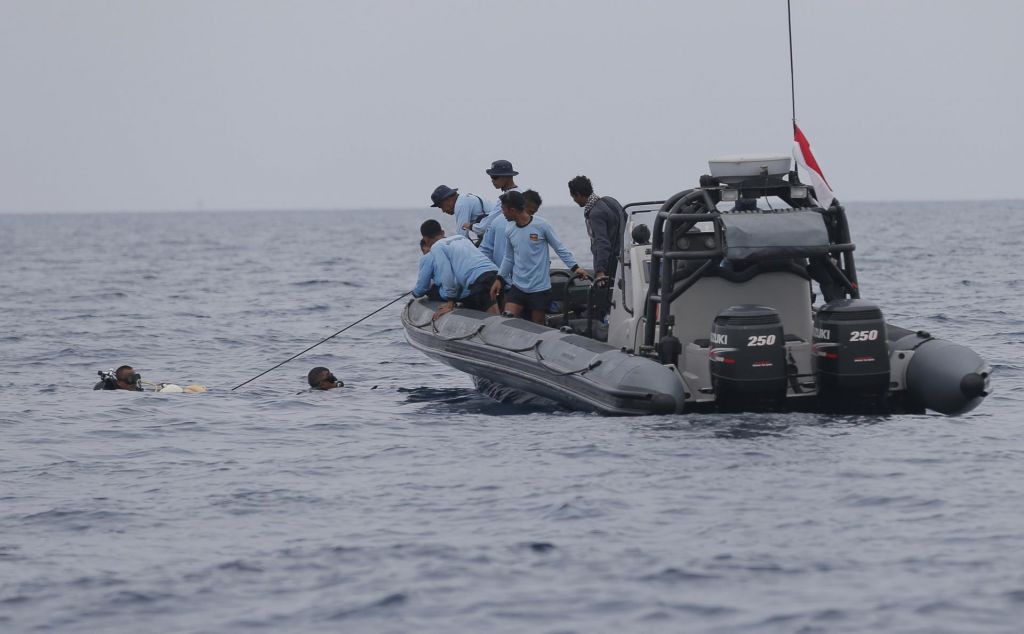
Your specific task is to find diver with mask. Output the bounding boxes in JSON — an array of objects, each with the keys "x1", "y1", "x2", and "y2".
[
  {"x1": 94, "y1": 365, "x2": 208, "y2": 393},
  {"x1": 94, "y1": 365, "x2": 143, "y2": 391}
]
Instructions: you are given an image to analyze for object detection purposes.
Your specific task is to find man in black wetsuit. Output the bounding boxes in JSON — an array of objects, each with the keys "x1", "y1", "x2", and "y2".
[
  {"x1": 94, "y1": 365, "x2": 143, "y2": 391},
  {"x1": 307, "y1": 367, "x2": 343, "y2": 391}
]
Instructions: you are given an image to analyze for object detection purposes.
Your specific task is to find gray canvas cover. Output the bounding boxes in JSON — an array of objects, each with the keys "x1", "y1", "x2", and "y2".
[{"x1": 721, "y1": 211, "x2": 830, "y2": 261}]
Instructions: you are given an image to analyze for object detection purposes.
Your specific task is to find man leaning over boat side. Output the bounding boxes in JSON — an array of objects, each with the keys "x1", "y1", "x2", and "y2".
[
  {"x1": 490, "y1": 191, "x2": 589, "y2": 324},
  {"x1": 469, "y1": 159, "x2": 523, "y2": 238},
  {"x1": 429, "y1": 184, "x2": 489, "y2": 240},
  {"x1": 414, "y1": 220, "x2": 498, "y2": 318},
  {"x1": 568, "y1": 175, "x2": 622, "y2": 286},
  {"x1": 429, "y1": 230, "x2": 501, "y2": 320},
  {"x1": 411, "y1": 221, "x2": 448, "y2": 301}
]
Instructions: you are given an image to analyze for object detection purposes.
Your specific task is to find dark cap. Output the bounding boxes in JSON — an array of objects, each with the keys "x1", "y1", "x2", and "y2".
[
  {"x1": 430, "y1": 185, "x2": 459, "y2": 207},
  {"x1": 485, "y1": 159, "x2": 519, "y2": 177}
]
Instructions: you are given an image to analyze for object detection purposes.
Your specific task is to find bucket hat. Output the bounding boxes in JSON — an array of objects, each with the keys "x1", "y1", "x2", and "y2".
[
  {"x1": 485, "y1": 159, "x2": 519, "y2": 177},
  {"x1": 430, "y1": 185, "x2": 459, "y2": 207}
]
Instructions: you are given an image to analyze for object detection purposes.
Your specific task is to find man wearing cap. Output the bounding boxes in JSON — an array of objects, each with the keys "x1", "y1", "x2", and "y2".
[
  {"x1": 490, "y1": 191, "x2": 589, "y2": 324},
  {"x1": 429, "y1": 185, "x2": 489, "y2": 240},
  {"x1": 469, "y1": 159, "x2": 523, "y2": 238}
]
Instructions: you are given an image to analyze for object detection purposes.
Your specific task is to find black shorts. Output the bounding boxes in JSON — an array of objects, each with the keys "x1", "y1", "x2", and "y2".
[
  {"x1": 461, "y1": 271, "x2": 499, "y2": 311},
  {"x1": 504, "y1": 284, "x2": 552, "y2": 312}
]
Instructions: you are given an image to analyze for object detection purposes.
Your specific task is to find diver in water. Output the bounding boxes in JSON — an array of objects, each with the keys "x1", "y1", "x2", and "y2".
[
  {"x1": 307, "y1": 367, "x2": 343, "y2": 390},
  {"x1": 94, "y1": 365, "x2": 207, "y2": 393},
  {"x1": 94, "y1": 366, "x2": 144, "y2": 391}
]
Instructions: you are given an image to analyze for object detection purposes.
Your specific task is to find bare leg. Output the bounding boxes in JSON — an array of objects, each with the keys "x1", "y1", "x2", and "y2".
[
  {"x1": 504, "y1": 302, "x2": 524, "y2": 317},
  {"x1": 486, "y1": 304, "x2": 499, "y2": 315},
  {"x1": 529, "y1": 308, "x2": 546, "y2": 324}
]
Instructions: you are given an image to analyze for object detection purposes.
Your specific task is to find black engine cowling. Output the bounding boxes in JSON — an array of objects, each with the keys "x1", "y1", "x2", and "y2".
[
  {"x1": 710, "y1": 305, "x2": 787, "y2": 408},
  {"x1": 813, "y1": 299, "x2": 890, "y2": 404}
]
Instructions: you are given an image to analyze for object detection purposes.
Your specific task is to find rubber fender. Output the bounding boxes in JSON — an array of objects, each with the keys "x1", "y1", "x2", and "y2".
[{"x1": 895, "y1": 334, "x2": 991, "y2": 415}]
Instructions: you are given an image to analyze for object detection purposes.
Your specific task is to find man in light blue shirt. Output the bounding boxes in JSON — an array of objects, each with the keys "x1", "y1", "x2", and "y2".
[
  {"x1": 479, "y1": 210, "x2": 510, "y2": 267},
  {"x1": 429, "y1": 185, "x2": 489, "y2": 240},
  {"x1": 430, "y1": 234, "x2": 500, "y2": 318},
  {"x1": 471, "y1": 159, "x2": 523, "y2": 237},
  {"x1": 481, "y1": 188, "x2": 543, "y2": 267},
  {"x1": 411, "y1": 235, "x2": 444, "y2": 300},
  {"x1": 491, "y1": 191, "x2": 589, "y2": 324},
  {"x1": 413, "y1": 220, "x2": 501, "y2": 318}
]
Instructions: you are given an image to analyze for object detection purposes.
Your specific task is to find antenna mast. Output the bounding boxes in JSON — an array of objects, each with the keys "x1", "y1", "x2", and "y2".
[{"x1": 787, "y1": 0, "x2": 798, "y2": 177}]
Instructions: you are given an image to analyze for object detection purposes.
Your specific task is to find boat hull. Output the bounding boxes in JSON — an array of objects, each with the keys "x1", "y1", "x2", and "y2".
[
  {"x1": 402, "y1": 299, "x2": 990, "y2": 416},
  {"x1": 402, "y1": 299, "x2": 687, "y2": 415}
]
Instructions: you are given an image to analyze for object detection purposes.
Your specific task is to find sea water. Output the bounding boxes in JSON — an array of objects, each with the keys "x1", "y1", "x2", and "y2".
[{"x1": 1, "y1": 201, "x2": 1022, "y2": 633}]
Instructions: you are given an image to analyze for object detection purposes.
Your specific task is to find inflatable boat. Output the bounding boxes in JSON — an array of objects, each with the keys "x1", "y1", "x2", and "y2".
[{"x1": 403, "y1": 155, "x2": 991, "y2": 416}]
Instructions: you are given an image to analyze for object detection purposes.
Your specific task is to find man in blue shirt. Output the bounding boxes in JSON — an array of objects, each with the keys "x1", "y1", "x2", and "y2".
[
  {"x1": 491, "y1": 191, "x2": 589, "y2": 324},
  {"x1": 482, "y1": 188, "x2": 543, "y2": 267},
  {"x1": 414, "y1": 220, "x2": 501, "y2": 318},
  {"x1": 411, "y1": 220, "x2": 447, "y2": 300},
  {"x1": 430, "y1": 185, "x2": 489, "y2": 240},
  {"x1": 430, "y1": 233, "x2": 501, "y2": 319},
  {"x1": 470, "y1": 159, "x2": 523, "y2": 237}
]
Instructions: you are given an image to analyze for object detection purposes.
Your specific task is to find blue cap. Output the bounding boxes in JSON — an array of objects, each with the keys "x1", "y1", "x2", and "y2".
[
  {"x1": 485, "y1": 159, "x2": 519, "y2": 177},
  {"x1": 430, "y1": 185, "x2": 459, "y2": 207}
]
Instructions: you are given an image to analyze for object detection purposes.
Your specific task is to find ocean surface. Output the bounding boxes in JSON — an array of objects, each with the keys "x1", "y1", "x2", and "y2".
[{"x1": 1, "y1": 200, "x2": 1022, "y2": 633}]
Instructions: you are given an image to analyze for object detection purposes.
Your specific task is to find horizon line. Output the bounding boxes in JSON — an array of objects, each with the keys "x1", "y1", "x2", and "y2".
[{"x1": 1, "y1": 196, "x2": 1022, "y2": 217}]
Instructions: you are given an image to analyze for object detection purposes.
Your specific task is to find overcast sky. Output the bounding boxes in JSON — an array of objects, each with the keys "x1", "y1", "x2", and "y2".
[{"x1": 1, "y1": 0, "x2": 1021, "y2": 213}]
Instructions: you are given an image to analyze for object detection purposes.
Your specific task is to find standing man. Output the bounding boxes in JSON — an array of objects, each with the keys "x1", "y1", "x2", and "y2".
[
  {"x1": 429, "y1": 185, "x2": 489, "y2": 240},
  {"x1": 469, "y1": 159, "x2": 523, "y2": 237},
  {"x1": 568, "y1": 175, "x2": 623, "y2": 285},
  {"x1": 480, "y1": 189, "x2": 542, "y2": 269},
  {"x1": 490, "y1": 191, "x2": 588, "y2": 324}
]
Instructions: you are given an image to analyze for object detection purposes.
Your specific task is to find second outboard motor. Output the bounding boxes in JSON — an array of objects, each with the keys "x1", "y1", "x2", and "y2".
[
  {"x1": 813, "y1": 299, "x2": 890, "y2": 408},
  {"x1": 710, "y1": 305, "x2": 787, "y2": 409}
]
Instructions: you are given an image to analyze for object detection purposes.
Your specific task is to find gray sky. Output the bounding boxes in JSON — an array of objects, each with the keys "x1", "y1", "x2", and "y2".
[{"x1": 1, "y1": 0, "x2": 1021, "y2": 213}]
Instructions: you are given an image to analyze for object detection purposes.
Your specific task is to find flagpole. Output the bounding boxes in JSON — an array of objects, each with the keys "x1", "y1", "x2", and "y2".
[{"x1": 787, "y1": 0, "x2": 798, "y2": 178}]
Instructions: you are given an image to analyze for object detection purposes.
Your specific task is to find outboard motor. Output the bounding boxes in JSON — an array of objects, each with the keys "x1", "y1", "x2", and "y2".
[
  {"x1": 710, "y1": 305, "x2": 787, "y2": 409},
  {"x1": 813, "y1": 299, "x2": 890, "y2": 409}
]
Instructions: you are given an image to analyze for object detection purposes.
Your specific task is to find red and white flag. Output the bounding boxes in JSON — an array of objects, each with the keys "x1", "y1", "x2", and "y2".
[{"x1": 793, "y1": 123, "x2": 835, "y2": 209}]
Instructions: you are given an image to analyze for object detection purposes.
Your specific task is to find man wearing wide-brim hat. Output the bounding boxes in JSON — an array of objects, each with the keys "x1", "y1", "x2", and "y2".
[
  {"x1": 470, "y1": 159, "x2": 524, "y2": 247},
  {"x1": 430, "y1": 184, "x2": 489, "y2": 240}
]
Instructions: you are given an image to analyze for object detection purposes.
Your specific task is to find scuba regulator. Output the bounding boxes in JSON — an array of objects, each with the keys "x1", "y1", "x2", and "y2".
[{"x1": 96, "y1": 369, "x2": 142, "y2": 390}]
